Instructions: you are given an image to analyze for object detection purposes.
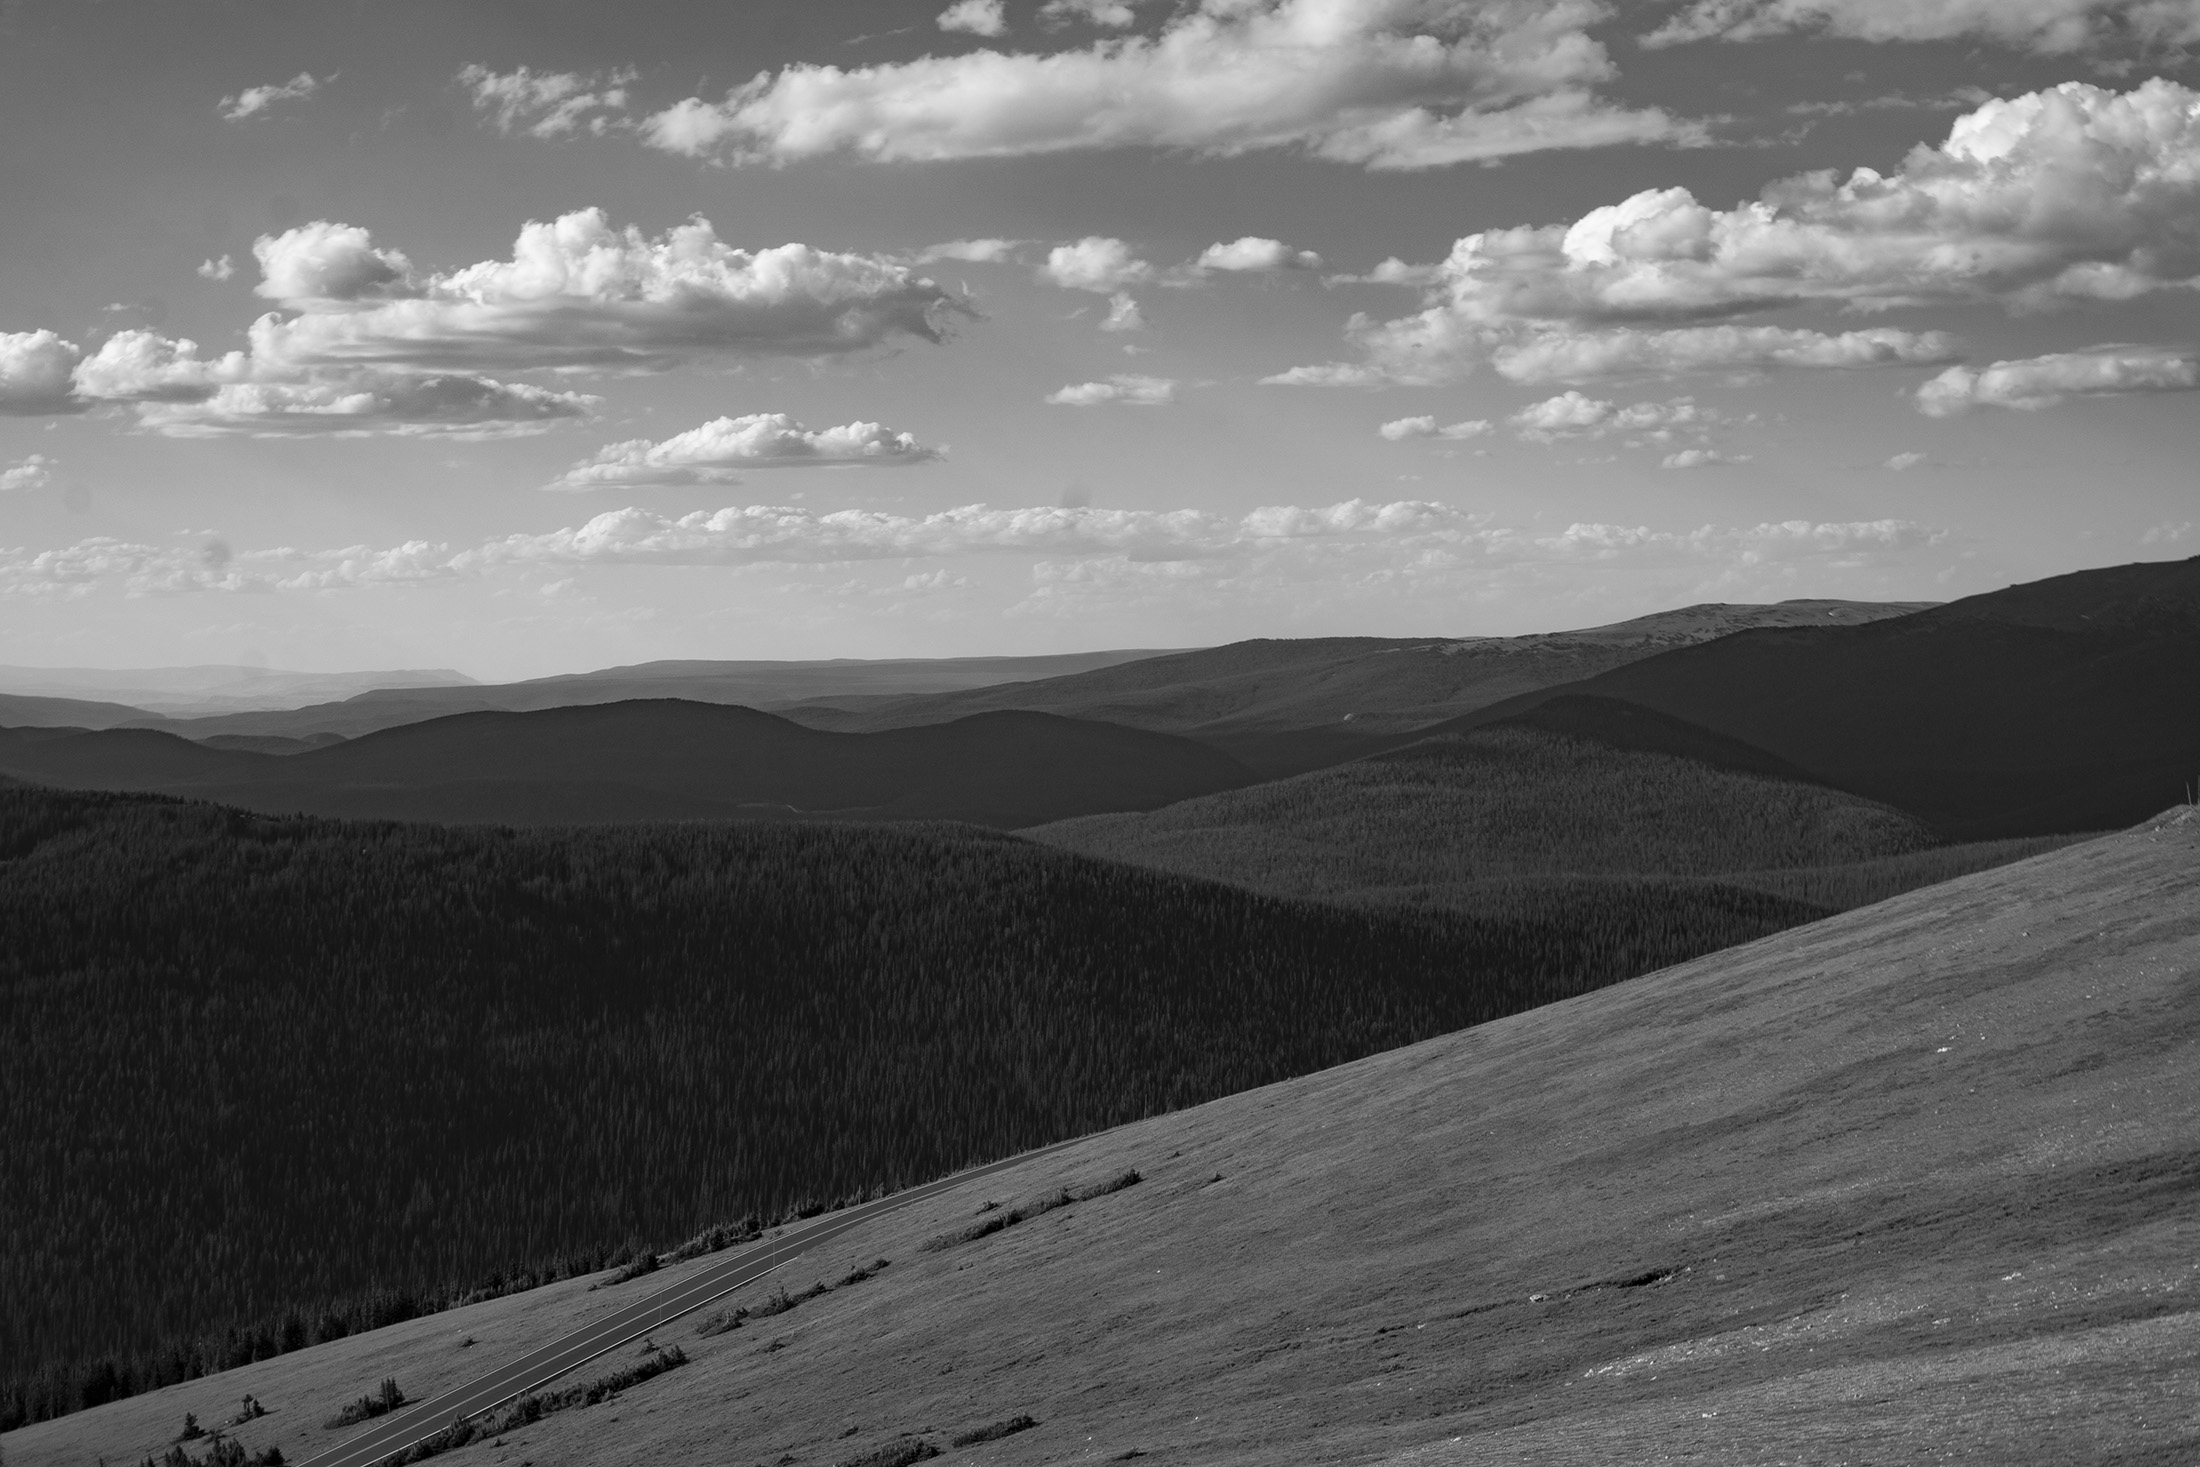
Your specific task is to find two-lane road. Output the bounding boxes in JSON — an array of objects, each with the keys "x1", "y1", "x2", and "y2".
[{"x1": 299, "y1": 1140, "x2": 1079, "y2": 1467}]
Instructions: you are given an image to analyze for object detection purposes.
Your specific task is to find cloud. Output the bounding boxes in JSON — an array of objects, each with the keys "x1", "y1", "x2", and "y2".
[
  {"x1": 0, "y1": 454, "x2": 55, "y2": 493},
  {"x1": 1323, "y1": 80, "x2": 2200, "y2": 384},
  {"x1": 1040, "y1": 0, "x2": 1141, "y2": 25},
  {"x1": 0, "y1": 506, "x2": 1943, "y2": 602},
  {"x1": 457, "y1": 64, "x2": 638, "y2": 138},
  {"x1": 938, "y1": 0, "x2": 1008, "y2": 35},
  {"x1": 218, "y1": 72, "x2": 320, "y2": 122},
  {"x1": 130, "y1": 371, "x2": 597, "y2": 439},
  {"x1": 1378, "y1": 415, "x2": 1490, "y2": 440},
  {"x1": 1916, "y1": 345, "x2": 2200, "y2": 414},
  {"x1": 1100, "y1": 292, "x2": 1147, "y2": 332},
  {"x1": 1507, "y1": 391, "x2": 1722, "y2": 441},
  {"x1": 914, "y1": 237, "x2": 1026, "y2": 264},
  {"x1": 67, "y1": 329, "x2": 253, "y2": 403},
  {"x1": 638, "y1": 0, "x2": 1692, "y2": 170},
  {"x1": 1195, "y1": 236, "x2": 1324, "y2": 273},
  {"x1": 1041, "y1": 237, "x2": 1156, "y2": 293},
  {"x1": 197, "y1": 255, "x2": 237, "y2": 283},
  {"x1": 1045, "y1": 374, "x2": 1177, "y2": 405},
  {"x1": 2141, "y1": 519, "x2": 2193, "y2": 544},
  {"x1": 1643, "y1": 0, "x2": 2200, "y2": 53},
  {"x1": 0, "y1": 330, "x2": 88, "y2": 415},
  {"x1": 1259, "y1": 361, "x2": 1392, "y2": 387},
  {"x1": 245, "y1": 210, "x2": 966, "y2": 373},
  {"x1": 544, "y1": 414, "x2": 941, "y2": 490},
  {"x1": 1883, "y1": 450, "x2": 1930, "y2": 470},
  {"x1": 1661, "y1": 447, "x2": 1752, "y2": 468}
]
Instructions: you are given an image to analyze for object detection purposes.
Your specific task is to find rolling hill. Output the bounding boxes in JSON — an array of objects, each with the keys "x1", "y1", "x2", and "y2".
[
  {"x1": 13, "y1": 809, "x2": 2192, "y2": 1467},
  {"x1": 770, "y1": 600, "x2": 1934, "y2": 775},
  {"x1": 0, "y1": 701, "x2": 1253, "y2": 828},
  {"x1": 1443, "y1": 555, "x2": 2200, "y2": 837}
]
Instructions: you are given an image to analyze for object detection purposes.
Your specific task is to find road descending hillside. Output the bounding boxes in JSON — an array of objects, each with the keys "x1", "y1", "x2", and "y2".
[{"x1": 14, "y1": 809, "x2": 2194, "y2": 1467}]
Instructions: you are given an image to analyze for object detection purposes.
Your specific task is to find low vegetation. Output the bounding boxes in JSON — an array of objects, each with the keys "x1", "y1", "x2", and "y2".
[
  {"x1": 324, "y1": 1378, "x2": 404, "y2": 1430},
  {"x1": 923, "y1": 1171, "x2": 1143, "y2": 1253},
  {"x1": 836, "y1": 1439, "x2": 939, "y2": 1467},
  {"x1": 370, "y1": 1346, "x2": 688, "y2": 1467},
  {"x1": 950, "y1": 1415, "x2": 1039, "y2": 1447},
  {"x1": 695, "y1": 1260, "x2": 890, "y2": 1338}
]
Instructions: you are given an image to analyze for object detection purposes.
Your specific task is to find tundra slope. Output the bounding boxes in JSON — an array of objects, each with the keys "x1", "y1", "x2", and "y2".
[{"x1": 14, "y1": 811, "x2": 2194, "y2": 1467}]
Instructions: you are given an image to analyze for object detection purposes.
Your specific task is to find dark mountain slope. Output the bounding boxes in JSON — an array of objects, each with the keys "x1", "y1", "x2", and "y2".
[
  {"x1": 0, "y1": 692, "x2": 174, "y2": 732},
  {"x1": 0, "y1": 701, "x2": 1254, "y2": 828},
  {"x1": 1441, "y1": 556, "x2": 2200, "y2": 837},
  {"x1": 0, "y1": 782, "x2": 1820, "y2": 1428}
]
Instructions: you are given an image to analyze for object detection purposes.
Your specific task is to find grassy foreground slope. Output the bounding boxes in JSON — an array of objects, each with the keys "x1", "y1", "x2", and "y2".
[
  {"x1": 15, "y1": 813, "x2": 2194, "y2": 1467},
  {"x1": 0, "y1": 782, "x2": 1828, "y2": 1431}
]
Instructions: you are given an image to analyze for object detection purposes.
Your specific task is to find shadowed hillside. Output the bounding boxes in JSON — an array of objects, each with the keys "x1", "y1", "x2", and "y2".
[
  {"x1": 0, "y1": 782, "x2": 1825, "y2": 1430},
  {"x1": 1444, "y1": 556, "x2": 2200, "y2": 837},
  {"x1": 0, "y1": 701, "x2": 1254, "y2": 828}
]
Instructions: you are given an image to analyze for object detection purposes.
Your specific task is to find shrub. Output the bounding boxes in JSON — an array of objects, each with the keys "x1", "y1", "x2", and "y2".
[
  {"x1": 837, "y1": 1440, "x2": 938, "y2": 1467},
  {"x1": 951, "y1": 1415, "x2": 1038, "y2": 1447}
]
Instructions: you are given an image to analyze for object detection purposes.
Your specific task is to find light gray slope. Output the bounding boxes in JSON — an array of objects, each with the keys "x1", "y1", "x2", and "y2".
[
  {"x1": 19, "y1": 810, "x2": 2194, "y2": 1467},
  {"x1": 0, "y1": 665, "x2": 474, "y2": 714}
]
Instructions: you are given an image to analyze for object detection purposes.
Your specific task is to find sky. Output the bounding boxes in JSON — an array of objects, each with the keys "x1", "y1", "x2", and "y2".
[{"x1": 2, "y1": 0, "x2": 2197, "y2": 679}]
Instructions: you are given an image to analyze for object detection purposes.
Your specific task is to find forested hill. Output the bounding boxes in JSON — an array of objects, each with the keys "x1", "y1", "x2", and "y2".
[{"x1": 0, "y1": 783, "x2": 1825, "y2": 1430}]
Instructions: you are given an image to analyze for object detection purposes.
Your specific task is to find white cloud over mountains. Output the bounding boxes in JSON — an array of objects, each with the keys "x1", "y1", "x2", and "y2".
[
  {"x1": 1916, "y1": 345, "x2": 2200, "y2": 413},
  {"x1": 1644, "y1": 0, "x2": 2200, "y2": 53},
  {"x1": 246, "y1": 211, "x2": 966, "y2": 372},
  {"x1": 545, "y1": 414, "x2": 942, "y2": 490},
  {"x1": 1283, "y1": 80, "x2": 2200, "y2": 387},
  {"x1": 457, "y1": 65, "x2": 639, "y2": 139},
  {"x1": 638, "y1": 0, "x2": 1691, "y2": 170},
  {"x1": 0, "y1": 502, "x2": 1941, "y2": 599}
]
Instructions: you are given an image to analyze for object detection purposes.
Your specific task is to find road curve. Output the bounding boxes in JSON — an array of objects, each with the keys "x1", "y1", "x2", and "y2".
[{"x1": 297, "y1": 1140, "x2": 1079, "y2": 1467}]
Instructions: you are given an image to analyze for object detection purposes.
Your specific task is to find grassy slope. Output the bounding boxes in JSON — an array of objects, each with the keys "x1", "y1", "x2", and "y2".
[
  {"x1": 1032, "y1": 722, "x2": 1957, "y2": 913},
  {"x1": 16, "y1": 813, "x2": 2195, "y2": 1467}
]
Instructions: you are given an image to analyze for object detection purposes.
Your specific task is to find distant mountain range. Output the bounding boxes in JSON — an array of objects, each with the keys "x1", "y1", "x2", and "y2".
[{"x1": 0, "y1": 664, "x2": 476, "y2": 716}]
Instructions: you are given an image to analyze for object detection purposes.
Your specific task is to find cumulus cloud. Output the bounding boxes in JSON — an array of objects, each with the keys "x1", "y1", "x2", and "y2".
[
  {"x1": 0, "y1": 454, "x2": 55, "y2": 493},
  {"x1": 1046, "y1": 374, "x2": 1177, "y2": 406},
  {"x1": 198, "y1": 255, "x2": 237, "y2": 283},
  {"x1": 914, "y1": 237, "x2": 1026, "y2": 264},
  {"x1": 1321, "y1": 80, "x2": 2200, "y2": 385},
  {"x1": 458, "y1": 64, "x2": 638, "y2": 138},
  {"x1": 1883, "y1": 450, "x2": 1930, "y2": 470},
  {"x1": 245, "y1": 210, "x2": 965, "y2": 372},
  {"x1": 1099, "y1": 292, "x2": 1148, "y2": 332},
  {"x1": 638, "y1": 0, "x2": 1691, "y2": 170},
  {"x1": 1661, "y1": 447, "x2": 1752, "y2": 468},
  {"x1": 544, "y1": 413, "x2": 941, "y2": 490},
  {"x1": 1259, "y1": 361, "x2": 1392, "y2": 387},
  {"x1": 131, "y1": 371, "x2": 597, "y2": 438},
  {"x1": 1507, "y1": 391, "x2": 1722, "y2": 441},
  {"x1": 0, "y1": 505, "x2": 1942, "y2": 602},
  {"x1": 1378, "y1": 415, "x2": 1490, "y2": 439},
  {"x1": 0, "y1": 330, "x2": 88, "y2": 415},
  {"x1": 1644, "y1": 0, "x2": 2200, "y2": 53},
  {"x1": 1195, "y1": 236, "x2": 1325, "y2": 273},
  {"x1": 938, "y1": 0, "x2": 1009, "y2": 35},
  {"x1": 68, "y1": 329, "x2": 253, "y2": 403},
  {"x1": 1041, "y1": 237, "x2": 1156, "y2": 293},
  {"x1": 218, "y1": 72, "x2": 320, "y2": 122},
  {"x1": 1041, "y1": 0, "x2": 1142, "y2": 24},
  {"x1": 1916, "y1": 345, "x2": 2200, "y2": 414}
]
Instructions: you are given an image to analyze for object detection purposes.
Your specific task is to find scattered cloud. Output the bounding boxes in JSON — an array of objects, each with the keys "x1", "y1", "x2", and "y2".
[
  {"x1": 1195, "y1": 237, "x2": 1324, "y2": 273},
  {"x1": 1661, "y1": 447, "x2": 1752, "y2": 468},
  {"x1": 197, "y1": 255, "x2": 236, "y2": 283},
  {"x1": 1259, "y1": 361, "x2": 1391, "y2": 388},
  {"x1": 218, "y1": 72, "x2": 320, "y2": 122},
  {"x1": 1507, "y1": 391, "x2": 1722, "y2": 442},
  {"x1": 132, "y1": 371, "x2": 597, "y2": 439},
  {"x1": 1099, "y1": 292, "x2": 1148, "y2": 332},
  {"x1": 1041, "y1": 237, "x2": 1156, "y2": 293},
  {"x1": 937, "y1": 0, "x2": 1009, "y2": 36},
  {"x1": 914, "y1": 237, "x2": 1026, "y2": 264},
  {"x1": 0, "y1": 454, "x2": 55, "y2": 493},
  {"x1": 244, "y1": 210, "x2": 966, "y2": 373},
  {"x1": 1643, "y1": 0, "x2": 2200, "y2": 54},
  {"x1": 1883, "y1": 450, "x2": 1930, "y2": 471},
  {"x1": 457, "y1": 64, "x2": 638, "y2": 138},
  {"x1": 1040, "y1": 0, "x2": 1142, "y2": 25},
  {"x1": 2141, "y1": 520, "x2": 2194, "y2": 544},
  {"x1": 1045, "y1": 374, "x2": 1177, "y2": 406},
  {"x1": 1916, "y1": 345, "x2": 2200, "y2": 414},
  {"x1": 544, "y1": 414, "x2": 941, "y2": 490},
  {"x1": 638, "y1": 0, "x2": 1693, "y2": 170},
  {"x1": 1320, "y1": 81, "x2": 2200, "y2": 386},
  {"x1": 1378, "y1": 414, "x2": 1490, "y2": 440}
]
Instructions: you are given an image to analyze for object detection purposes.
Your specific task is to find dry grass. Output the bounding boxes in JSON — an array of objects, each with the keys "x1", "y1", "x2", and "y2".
[{"x1": 11, "y1": 824, "x2": 2198, "y2": 1467}]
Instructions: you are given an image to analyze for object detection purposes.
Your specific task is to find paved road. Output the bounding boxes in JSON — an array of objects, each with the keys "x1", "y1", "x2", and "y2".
[{"x1": 298, "y1": 1141, "x2": 1077, "y2": 1467}]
